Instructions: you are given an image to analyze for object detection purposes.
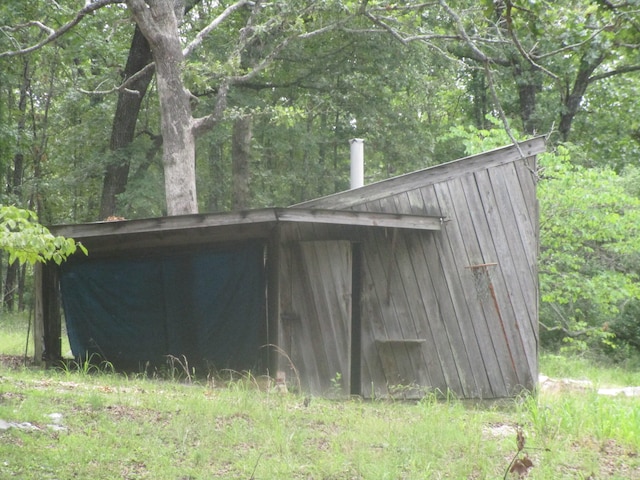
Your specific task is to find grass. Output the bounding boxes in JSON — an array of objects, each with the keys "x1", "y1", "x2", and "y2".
[
  {"x1": 0, "y1": 311, "x2": 71, "y2": 360},
  {"x1": 1, "y1": 313, "x2": 639, "y2": 479},
  {"x1": 1, "y1": 311, "x2": 35, "y2": 358}
]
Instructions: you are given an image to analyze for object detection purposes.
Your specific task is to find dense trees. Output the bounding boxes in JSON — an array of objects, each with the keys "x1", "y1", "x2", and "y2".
[{"x1": 1, "y1": 1, "x2": 640, "y2": 357}]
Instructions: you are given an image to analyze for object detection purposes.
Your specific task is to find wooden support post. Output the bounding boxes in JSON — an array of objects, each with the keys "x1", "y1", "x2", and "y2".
[
  {"x1": 34, "y1": 263, "x2": 61, "y2": 366},
  {"x1": 265, "y1": 224, "x2": 281, "y2": 377},
  {"x1": 350, "y1": 242, "x2": 362, "y2": 396},
  {"x1": 34, "y1": 263, "x2": 43, "y2": 363}
]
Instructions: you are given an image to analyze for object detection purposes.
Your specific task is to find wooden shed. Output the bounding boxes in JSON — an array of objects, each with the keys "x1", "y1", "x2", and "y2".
[{"x1": 35, "y1": 137, "x2": 545, "y2": 399}]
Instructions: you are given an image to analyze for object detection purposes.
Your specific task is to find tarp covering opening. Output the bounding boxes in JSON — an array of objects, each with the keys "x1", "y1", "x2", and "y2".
[{"x1": 59, "y1": 243, "x2": 266, "y2": 372}]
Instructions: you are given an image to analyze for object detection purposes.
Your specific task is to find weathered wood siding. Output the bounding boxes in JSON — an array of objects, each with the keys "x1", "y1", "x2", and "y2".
[
  {"x1": 360, "y1": 156, "x2": 539, "y2": 398},
  {"x1": 278, "y1": 237, "x2": 353, "y2": 396},
  {"x1": 297, "y1": 139, "x2": 542, "y2": 399}
]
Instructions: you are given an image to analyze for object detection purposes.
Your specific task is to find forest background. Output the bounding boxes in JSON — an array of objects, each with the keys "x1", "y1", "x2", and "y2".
[{"x1": 1, "y1": 0, "x2": 640, "y2": 362}]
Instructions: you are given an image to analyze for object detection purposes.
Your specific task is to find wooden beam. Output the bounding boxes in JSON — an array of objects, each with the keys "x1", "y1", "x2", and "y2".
[
  {"x1": 64, "y1": 223, "x2": 276, "y2": 257},
  {"x1": 275, "y1": 208, "x2": 442, "y2": 231},
  {"x1": 50, "y1": 208, "x2": 279, "y2": 239},
  {"x1": 33, "y1": 263, "x2": 44, "y2": 364}
]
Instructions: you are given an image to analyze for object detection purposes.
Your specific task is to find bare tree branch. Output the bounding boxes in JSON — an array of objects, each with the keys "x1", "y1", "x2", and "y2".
[
  {"x1": 191, "y1": 0, "x2": 264, "y2": 137},
  {"x1": 484, "y1": 62, "x2": 524, "y2": 156},
  {"x1": 77, "y1": 62, "x2": 156, "y2": 96},
  {"x1": 78, "y1": 0, "x2": 249, "y2": 96},
  {"x1": 182, "y1": 0, "x2": 249, "y2": 58},
  {"x1": 0, "y1": 0, "x2": 122, "y2": 58},
  {"x1": 439, "y1": 0, "x2": 524, "y2": 156},
  {"x1": 600, "y1": 0, "x2": 636, "y2": 10},
  {"x1": 2, "y1": 21, "x2": 55, "y2": 37},
  {"x1": 363, "y1": 11, "x2": 408, "y2": 45},
  {"x1": 438, "y1": 0, "x2": 489, "y2": 62},
  {"x1": 192, "y1": 2, "x2": 344, "y2": 137},
  {"x1": 539, "y1": 320, "x2": 600, "y2": 339},
  {"x1": 533, "y1": 25, "x2": 611, "y2": 60},
  {"x1": 589, "y1": 63, "x2": 640, "y2": 82},
  {"x1": 368, "y1": 2, "x2": 438, "y2": 12},
  {"x1": 503, "y1": 0, "x2": 559, "y2": 80},
  {"x1": 360, "y1": 2, "x2": 512, "y2": 68},
  {"x1": 298, "y1": 21, "x2": 346, "y2": 39}
]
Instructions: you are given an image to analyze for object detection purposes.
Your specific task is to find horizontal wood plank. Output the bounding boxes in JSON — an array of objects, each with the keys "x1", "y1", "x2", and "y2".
[{"x1": 276, "y1": 208, "x2": 442, "y2": 230}]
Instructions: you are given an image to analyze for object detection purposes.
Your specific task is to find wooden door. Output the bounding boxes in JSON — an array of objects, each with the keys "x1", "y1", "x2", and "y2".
[{"x1": 280, "y1": 241, "x2": 352, "y2": 396}]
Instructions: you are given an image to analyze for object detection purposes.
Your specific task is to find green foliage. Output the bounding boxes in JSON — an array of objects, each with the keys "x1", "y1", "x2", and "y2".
[
  {"x1": 0, "y1": 205, "x2": 85, "y2": 265},
  {"x1": 440, "y1": 115, "x2": 524, "y2": 155},
  {"x1": 538, "y1": 145, "x2": 640, "y2": 353}
]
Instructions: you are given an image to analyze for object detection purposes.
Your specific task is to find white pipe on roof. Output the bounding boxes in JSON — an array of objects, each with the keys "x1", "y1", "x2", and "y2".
[{"x1": 350, "y1": 138, "x2": 364, "y2": 189}]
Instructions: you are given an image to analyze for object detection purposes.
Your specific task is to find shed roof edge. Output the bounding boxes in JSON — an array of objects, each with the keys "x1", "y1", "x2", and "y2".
[{"x1": 294, "y1": 137, "x2": 546, "y2": 210}]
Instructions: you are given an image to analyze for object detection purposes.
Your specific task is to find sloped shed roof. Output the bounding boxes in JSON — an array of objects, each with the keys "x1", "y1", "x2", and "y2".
[{"x1": 296, "y1": 138, "x2": 544, "y2": 209}]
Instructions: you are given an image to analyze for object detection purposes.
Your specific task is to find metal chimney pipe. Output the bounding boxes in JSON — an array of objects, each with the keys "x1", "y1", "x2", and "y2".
[{"x1": 350, "y1": 138, "x2": 364, "y2": 189}]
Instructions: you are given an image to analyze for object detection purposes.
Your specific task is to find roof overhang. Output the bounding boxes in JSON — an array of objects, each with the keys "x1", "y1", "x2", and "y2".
[{"x1": 50, "y1": 208, "x2": 442, "y2": 256}]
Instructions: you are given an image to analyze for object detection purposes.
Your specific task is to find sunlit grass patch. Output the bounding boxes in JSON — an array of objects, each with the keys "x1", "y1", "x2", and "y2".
[{"x1": 1, "y1": 326, "x2": 640, "y2": 478}]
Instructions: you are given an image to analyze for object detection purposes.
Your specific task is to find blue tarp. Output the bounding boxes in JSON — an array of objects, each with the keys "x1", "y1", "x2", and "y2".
[{"x1": 59, "y1": 244, "x2": 266, "y2": 372}]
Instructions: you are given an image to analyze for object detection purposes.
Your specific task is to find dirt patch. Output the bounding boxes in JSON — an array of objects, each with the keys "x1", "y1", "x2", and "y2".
[
  {"x1": 539, "y1": 375, "x2": 640, "y2": 397},
  {"x1": 0, "y1": 354, "x2": 34, "y2": 369}
]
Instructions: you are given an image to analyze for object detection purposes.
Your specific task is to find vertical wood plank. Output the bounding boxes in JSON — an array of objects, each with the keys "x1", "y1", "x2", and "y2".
[
  {"x1": 358, "y1": 227, "x2": 393, "y2": 398},
  {"x1": 515, "y1": 156, "x2": 540, "y2": 384},
  {"x1": 458, "y1": 174, "x2": 520, "y2": 396},
  {"x1": 277, "y1": 233, "x2": 302, "y2": 388},
  {"x1": 414, "y1": 187, "x2": 469, "y2": 396},
  {"x1": 486, "y1": 164, "x2": 539, "y2": 389},
  {"x1": 391, "y1": 192, "x2": 450, "y2": 392},
  {"x1": 448, "y1": 177, "x2": 513, "y2": 397},
  {"x1": 266, "y1": 225, "x2": 281, "y2": 376},
  {"x1": 430, "y1": 181, "x2": 493, "y2": 397},
  {"x1": 362, "y1": 225, "x2": 404, "y2": 393},
  {"x1": 474, "y1": 167, "x2": 534, "y2": 392},
  {"x1": 301, "y1": 240, "x2": 351, "y2": 394},
  {"x1": 280, "y1": 239, "x2": 352, "y2": 395}
]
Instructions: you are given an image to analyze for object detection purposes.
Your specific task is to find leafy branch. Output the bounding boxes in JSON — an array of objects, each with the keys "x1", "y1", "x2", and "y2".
[{"x1": 0, "y1": 206, "x2": 86, "y2": 265}]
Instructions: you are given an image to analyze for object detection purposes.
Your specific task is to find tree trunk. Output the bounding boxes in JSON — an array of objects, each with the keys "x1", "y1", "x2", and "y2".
[
  {"x1": 512, "y1": 62, "x2": 539, "y2": 136},
  {"x1": 207, "y1": 142, "x2": 224, "y2": 212},
  {"x1": 469, "y1": 69, "x2": 489, "y2": 129},
  {"x1": 17, "y1": 264, "x2": 26, "y2": 312},
  {"x1": 154, "y1": 35, "x2": 197, "y2": 215},
  {"x1": 558, "y1": 51, "x2": 605, "y2": 142},
  {"x1": 99, "y1": 26, "x2": 154, "y2": 219},
  {"x1": 231, "y1": 115, "x2": 252, "y2": 210},
  {"x1": 4, "y1": 59, "x2": 30, "y2": 311},
  {"x1": 3, "y1": 264, "x2": 17, "y2": 312},
  {"x1": 128, "y1": 0, "x2": 198, "y2": 216}
]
